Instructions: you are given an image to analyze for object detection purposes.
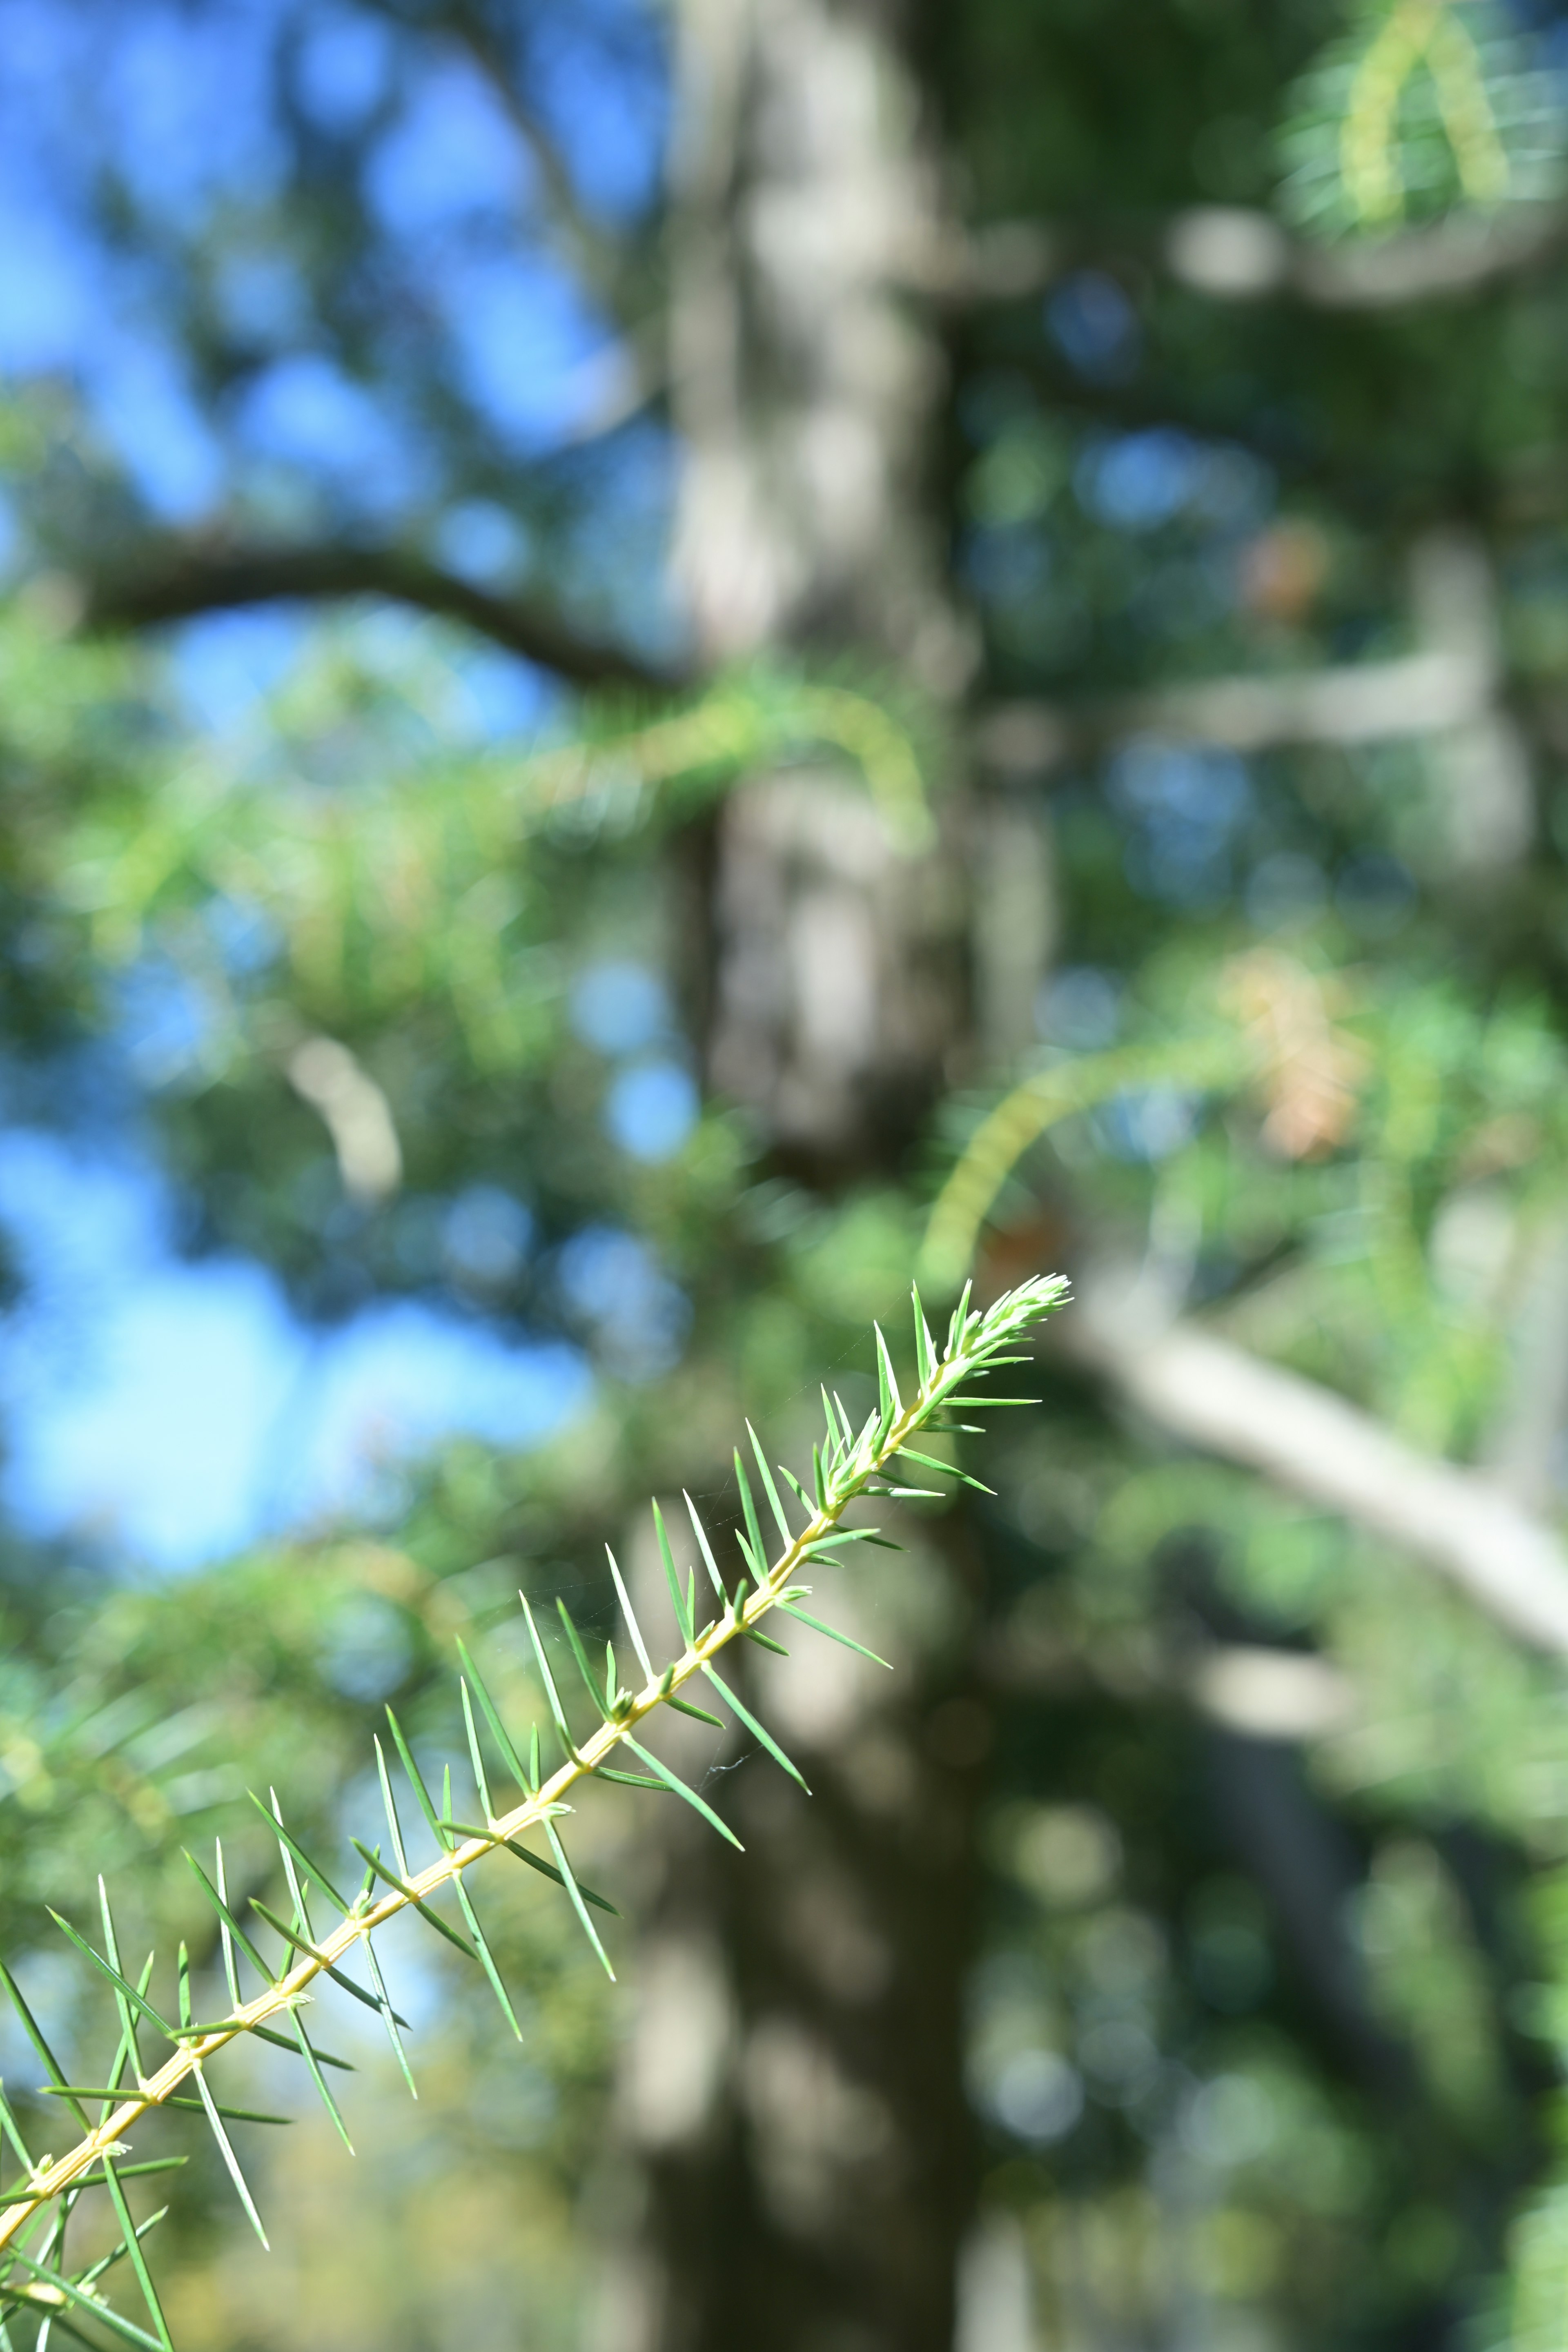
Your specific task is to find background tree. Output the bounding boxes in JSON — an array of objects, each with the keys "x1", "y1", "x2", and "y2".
[{"x1": 6, "y1": 3, "x2": 1568, "y2": 2349}]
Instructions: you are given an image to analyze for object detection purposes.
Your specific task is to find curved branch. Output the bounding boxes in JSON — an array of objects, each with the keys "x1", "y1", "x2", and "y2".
[
  {"x1": 1065, "y1": 1291, "x2": 1568, "y2": 1657},
  {"x1": 80, "y1": 546, "x2": 684, "y2": 696},
  {"x1": 922, "y1": 202, "x2": 1568, "y2": 313}
]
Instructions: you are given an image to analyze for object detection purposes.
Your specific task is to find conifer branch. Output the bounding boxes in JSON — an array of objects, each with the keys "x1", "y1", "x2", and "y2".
[
  {"x1": 920, "y1": 949, "x2": 1366, "y2": 1290},
  {"x1": 0, "y1": 1273, "x2": 1069, "y2": 2339}
]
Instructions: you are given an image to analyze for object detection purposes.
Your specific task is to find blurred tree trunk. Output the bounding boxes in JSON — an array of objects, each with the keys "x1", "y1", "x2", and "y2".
[
  {"x1": 597, "y1": 9, "x2": 1043, "y2": 2350},
  {"x1": 668, "y1": 0, "x2": 973, "y2": 1177}
]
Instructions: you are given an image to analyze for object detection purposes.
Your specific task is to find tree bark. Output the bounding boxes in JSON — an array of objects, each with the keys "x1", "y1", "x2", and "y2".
[{"x1": 602, "y1": 8, "x2": 1004, "y2": 2348}]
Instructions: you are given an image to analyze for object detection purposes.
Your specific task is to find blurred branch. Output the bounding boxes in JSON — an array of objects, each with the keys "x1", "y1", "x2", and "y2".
[
  {"x1": 80, "y1": 545, "x2": 682, "y2": 695},
  {"x1": 917, "y1": 202, "x2": 1568, "y2": 311},
  {"x1": 436, "y1": 17, "x2": 670, "y2": 441},
  {"x1": 287, "y1": 1037, "x2": 402, "y2": 1207},
  {"x1": 1064, "y1": 1290, "x2": 1568, "y2": 1656},
  {"x1": 439, "y1": 5, "x2": 647, "y2": 319},
  {"x1": 1484, "y1": 1215, "x2": 1568, "y2": 1513},
  {"x1": 992, "y1": 345, "x2": 1379, "y2": 513},
  {"x1": 980, "y1": 527, "x2": 1535, "y2": 878},
  {"x1": 979, "y1": 647, "x2": 1490, "y2": 773},
  {"x1": 978, "y1": 341, "x2": 1568, "y2": 534}
]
